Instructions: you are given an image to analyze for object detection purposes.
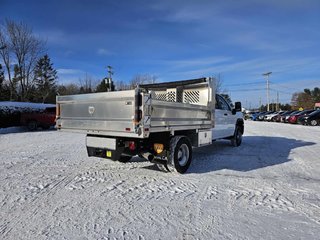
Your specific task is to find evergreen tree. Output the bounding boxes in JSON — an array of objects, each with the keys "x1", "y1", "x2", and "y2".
[
  {"x1": 0, "y1": 64, "x2": 7, "y2": 100},
  {"x1": 11, "y1": 64, "x2": 21, "y2": 100},
  {"x1": 96, "y1": 78, "x2": 115, "y2": 92},
  {"x1": 34, "y1": 54, "x2": 57, "y2": 103}
]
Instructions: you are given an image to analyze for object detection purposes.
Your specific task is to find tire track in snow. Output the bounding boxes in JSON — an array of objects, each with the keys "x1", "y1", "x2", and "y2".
[{"x1": 0, "y1": 164, "x2": 105, "y2": 238}]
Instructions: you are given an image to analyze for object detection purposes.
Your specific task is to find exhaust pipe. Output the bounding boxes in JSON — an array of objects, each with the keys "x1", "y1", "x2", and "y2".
[{"x1": 141, "y1": 152, "x2": 154, "y2": 161}]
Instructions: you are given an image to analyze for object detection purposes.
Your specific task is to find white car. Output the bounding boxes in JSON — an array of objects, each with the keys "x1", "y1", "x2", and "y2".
[{"x1": 264, "y1": 112, "x2": 283, "y2": 122}]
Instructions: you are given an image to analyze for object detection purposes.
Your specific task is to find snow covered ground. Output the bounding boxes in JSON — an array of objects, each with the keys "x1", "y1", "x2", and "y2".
[{"x1": 0, "y1": 121, "x2": 319, "y2": 239}]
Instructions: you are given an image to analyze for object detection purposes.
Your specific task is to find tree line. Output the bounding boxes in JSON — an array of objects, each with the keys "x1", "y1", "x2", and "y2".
[
  {"x1": 291, "y1": 87, "x2": 320, "y2": 110},
  {"x1": 0, "y1": 20, "x2": 157, "y2": 104}
]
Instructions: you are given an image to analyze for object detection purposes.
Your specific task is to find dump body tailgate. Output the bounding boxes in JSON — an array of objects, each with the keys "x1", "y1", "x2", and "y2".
[{"x1": 56, "y1": 90, "x2": 141, "y2": 137}]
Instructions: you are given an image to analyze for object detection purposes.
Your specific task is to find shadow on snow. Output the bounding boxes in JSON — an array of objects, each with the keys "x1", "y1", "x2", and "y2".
[{"x1": 187, "y1": 136, "x2": 315, "y2": 174}]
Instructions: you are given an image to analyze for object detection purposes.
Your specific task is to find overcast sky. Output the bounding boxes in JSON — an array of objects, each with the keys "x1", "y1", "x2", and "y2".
[{"x1": 1, "y1": 0, "x2": 320, "y2": 107}]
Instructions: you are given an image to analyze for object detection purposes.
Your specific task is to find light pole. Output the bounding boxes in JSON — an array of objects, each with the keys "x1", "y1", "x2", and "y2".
[{"x1": 262, "y1": 72, "x2": 272, "y2": 111}]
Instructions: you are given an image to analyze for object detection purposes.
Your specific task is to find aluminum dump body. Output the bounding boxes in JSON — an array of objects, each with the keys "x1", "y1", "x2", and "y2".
[{"x1": 56, "y1": 78, "x2": 215, "y2": 138}]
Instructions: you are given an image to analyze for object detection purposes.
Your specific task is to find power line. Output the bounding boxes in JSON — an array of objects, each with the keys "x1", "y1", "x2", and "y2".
[
  {"x1": 270, "y1": 88, "x2": 292, "y2": 95},
  {"x1": 223, "y1": 88, "x2": 266, "y2": 92},
  {"x1": 224, "y1": 81, "x2": 265, "y2": 87}
]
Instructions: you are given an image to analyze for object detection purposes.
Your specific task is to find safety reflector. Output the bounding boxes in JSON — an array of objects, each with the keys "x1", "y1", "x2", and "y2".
[{"x1": 154, "y1": 143, "x2": 164, "y2": 154}]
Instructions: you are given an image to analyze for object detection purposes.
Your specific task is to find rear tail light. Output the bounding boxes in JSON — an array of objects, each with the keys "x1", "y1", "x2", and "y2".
[{"x1": 128, "y1": 141, "x2": 136, "y2": 151}]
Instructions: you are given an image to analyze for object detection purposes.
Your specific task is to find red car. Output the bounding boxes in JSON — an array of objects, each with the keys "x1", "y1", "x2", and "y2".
[
  {"x1": 20, "y1": 107, "x2": 56, "y2": 130},
  {"x1": 288, "y1": 109, "x2": 315, "y2": 124}
]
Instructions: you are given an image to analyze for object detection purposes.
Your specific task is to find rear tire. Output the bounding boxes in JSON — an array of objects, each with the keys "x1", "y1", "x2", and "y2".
[
  {"x1": 166, "y1": 136, "x2": 192, "y2": 173},
  {"x1": 231, "y1": 126, "x2": 243, "y2": 147}
]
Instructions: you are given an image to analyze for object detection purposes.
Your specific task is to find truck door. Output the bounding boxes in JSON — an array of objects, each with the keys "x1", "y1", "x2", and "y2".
[{"x1": 213, "y1": 95, "x2": 235, "y2": 139}]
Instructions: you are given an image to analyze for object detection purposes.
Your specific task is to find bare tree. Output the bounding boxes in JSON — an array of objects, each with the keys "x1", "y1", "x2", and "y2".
[
  {"x1": 129, "y1": 74, "x2": 157, "y2": 89},
  {"x1": 213, "y1": 73, "x2": 223, "y2": 93},
  {"x1": 115, "y1": 80, "x2": 130, "y2": 91},
  {"x1": 0, "y1": 19, "x2": 45, "y2": 101},
  {"x1": 79, "y1": 74, "x2": 98, "y2": 93},
  {"x1": 0, "y1": 24, "x2": 14, "y2": 99},
  {"x1": 57, "y1": 83, "x2": 80, "y2": 96}
]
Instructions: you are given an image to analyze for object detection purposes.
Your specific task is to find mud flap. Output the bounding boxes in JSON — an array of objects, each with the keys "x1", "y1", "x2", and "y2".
[{"x1": 86, "y1": 146, "x2": 125, "y2": 161}]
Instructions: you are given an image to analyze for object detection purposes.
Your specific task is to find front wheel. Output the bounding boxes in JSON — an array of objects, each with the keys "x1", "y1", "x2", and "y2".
[
  {"x1": 166, "y1": 136, "x2": 192, "y2": 173},
  {"x1": 231, "y1": 126, "x2": 243, "y2": 147}
]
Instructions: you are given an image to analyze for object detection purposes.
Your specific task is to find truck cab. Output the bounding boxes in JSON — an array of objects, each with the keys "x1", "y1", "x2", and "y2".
[{"x1": 213, "y1": 94, "x2": 243, "y2": 143}]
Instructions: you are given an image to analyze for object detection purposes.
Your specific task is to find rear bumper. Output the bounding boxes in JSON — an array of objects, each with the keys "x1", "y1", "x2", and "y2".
[{"x1": 86, "y1": 136, "x2": 117, "y2": 150}]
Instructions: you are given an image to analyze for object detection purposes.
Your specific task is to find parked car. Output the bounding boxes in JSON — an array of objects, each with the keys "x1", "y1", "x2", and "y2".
[
  {"x1": 257, "y1": 111, "x2": 274, "y2": 121},
  {"x1": 272, "y1": 111, "x2": 291, "y2": 122},
  {"x1": 288, "y1": 109, "x2": 315, "y2": 124},
  {"x1": 264, "y1": 111, "x2": 283, "y2": 122},
  {"x1": 298, "y1": 109, "x2": 320, "y2": 126},
  {"x1": 282, "y1": 110, "x2": 300, "y2": 123},
  {"x1": 250, "y1": 112, "x2": 263, "y2": 121},
  {"x1": 20, "y1": 107, "x2": 56, "y2": 130},
  {"x1": 244, "y1": 111, "x2": 259, "y2": 120}
]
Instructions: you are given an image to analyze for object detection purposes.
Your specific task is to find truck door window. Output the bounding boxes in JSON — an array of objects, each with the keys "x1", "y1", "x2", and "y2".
[{"x1": 217, "y1": 95, "x2": 231, "y2": 111}]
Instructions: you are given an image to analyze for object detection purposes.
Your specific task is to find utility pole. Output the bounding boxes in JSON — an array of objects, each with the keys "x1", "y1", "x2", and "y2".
[
  {"x1": 107, "y1": 65, "x2": 114, "y2": 80},
  {"x1": 262, "y1": 72, "x2": 272, "y2": 111},
  {"x1": 276, "y1": 92, "x2": 279, "y2": 111},
  {"x1": 105, "y1": 66, "x2": 114, "y2": 92},
  {"x1": 259, "y1": 97, "x2": 262, "y2": 111}
]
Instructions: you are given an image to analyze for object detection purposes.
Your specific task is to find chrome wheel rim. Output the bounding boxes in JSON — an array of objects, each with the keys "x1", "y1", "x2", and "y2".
[
  {"x1": 177, "y1": 144, "x2": 189, "y2": 166},
  {"x1": 311, "y1": 120, "x2": 317, "y2": 126}
]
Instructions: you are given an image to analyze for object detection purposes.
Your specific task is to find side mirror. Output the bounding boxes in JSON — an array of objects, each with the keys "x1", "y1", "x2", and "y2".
[{"x1": 235, "y1": 102, "x2": 242, "y2": 112}]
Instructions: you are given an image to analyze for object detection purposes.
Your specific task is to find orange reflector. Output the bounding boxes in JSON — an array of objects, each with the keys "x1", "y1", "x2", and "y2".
[{"x1": 154, "y1": 143, "x2": 164, "y2": 154}]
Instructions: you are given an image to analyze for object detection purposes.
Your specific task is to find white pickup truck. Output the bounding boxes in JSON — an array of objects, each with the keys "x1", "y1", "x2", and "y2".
[{"x1": 56, "y1": 77, "x2": 244, "y2": 173}]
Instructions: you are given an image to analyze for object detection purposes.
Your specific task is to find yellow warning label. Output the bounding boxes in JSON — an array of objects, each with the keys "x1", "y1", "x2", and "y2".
[{"x1": 106, "y1": 151, "x2": 112, "y2": 158}]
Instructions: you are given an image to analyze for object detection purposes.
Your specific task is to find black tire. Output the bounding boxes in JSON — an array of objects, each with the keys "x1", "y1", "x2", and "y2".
[
  {"x1": 310, "y1": 120, "x2": 318, "y2": 126},
  {"x1": 166, "y1": 136, "x2": 192, "y2": 173},
  {"x1": 27, "y1": 120, "x2": 38, "y2": 131},
  {"x1": 118, "y1": 155, "x2": 132, "y2": 163},
  {"x1": 231, "y1": 126, "x2": 243, "y2": 147}
]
